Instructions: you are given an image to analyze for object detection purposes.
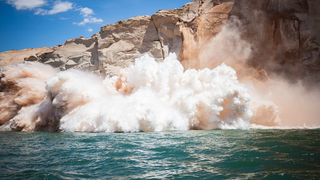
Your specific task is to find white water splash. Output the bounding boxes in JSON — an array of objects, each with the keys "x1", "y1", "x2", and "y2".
[
  {"x1": 1, "y1": 54, "x2": 253, "y2": 132},
  {"x1": 0, "y1": 62, "x2": 58, "y2": 129}
]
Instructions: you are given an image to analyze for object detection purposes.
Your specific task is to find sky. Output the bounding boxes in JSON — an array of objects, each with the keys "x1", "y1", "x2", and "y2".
[{"x1": 0, "y1": 0, "x2": 192, "y2": 52}]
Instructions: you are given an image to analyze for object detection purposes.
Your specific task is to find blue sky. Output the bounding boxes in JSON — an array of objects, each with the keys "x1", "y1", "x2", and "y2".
[{"x1": 0, "y1": 0, "x2": 191, "y2": 52}]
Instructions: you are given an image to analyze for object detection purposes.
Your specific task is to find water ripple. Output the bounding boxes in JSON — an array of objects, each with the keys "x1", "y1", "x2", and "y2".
[{"x1": 0, "y1": 130, "x2": 319, "y2": 179}]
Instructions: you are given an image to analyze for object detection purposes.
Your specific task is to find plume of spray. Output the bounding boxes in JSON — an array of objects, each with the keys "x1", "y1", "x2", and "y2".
[
  {"x1": 0, "y1": 54, "x2": 253, "y2": 132},
  {"x1": 51, "y1": 53, "x2": 253, "y2": 132},
  {"x1": 0, "y1": 62, "x2": 58, "y2": 130}
]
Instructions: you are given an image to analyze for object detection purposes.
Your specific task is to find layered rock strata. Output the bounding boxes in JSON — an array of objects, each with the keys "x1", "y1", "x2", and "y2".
[{"x1": 0, "y1": 0, "x2": 319, "y2": 83}]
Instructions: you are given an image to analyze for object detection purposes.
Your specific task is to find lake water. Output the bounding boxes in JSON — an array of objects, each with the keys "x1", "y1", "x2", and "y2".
[{"x1": 1, "y1": 129, "x2": 319, "y2": 179}]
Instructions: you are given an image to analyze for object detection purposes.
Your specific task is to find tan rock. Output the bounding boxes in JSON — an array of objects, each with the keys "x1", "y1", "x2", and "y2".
[
  {"x1": 0, "y1": 0, "x2": 319, "y2": 84},
  {"x1": 0, "y1": 47, "x2": 53, "y2": 67}
]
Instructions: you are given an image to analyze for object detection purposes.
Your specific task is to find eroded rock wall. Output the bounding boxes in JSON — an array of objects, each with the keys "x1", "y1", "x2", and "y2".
[
  {"x1": 0, "y1": 0, "x2": 319, "y2": 84},
  {"x1": 180, "y1": 0, "x2": 320, "y2": 84}
]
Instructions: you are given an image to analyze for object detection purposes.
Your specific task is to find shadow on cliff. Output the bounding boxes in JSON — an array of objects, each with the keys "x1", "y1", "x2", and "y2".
[{"x1": 187, "y1": 14, "x2": 320, "y2": 127}]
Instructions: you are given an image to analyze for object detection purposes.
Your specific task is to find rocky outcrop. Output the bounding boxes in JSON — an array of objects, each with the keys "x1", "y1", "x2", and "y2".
[
  {"x1": 41, "y1": 37, "x2": 99, "y2": 71},
  {"x1": 0, "y1": 0, "x2": 232, "y2": 74},
  {"x1": 0, "y1": 0, "x2": 319, "y2": 84},
  {"x1": 95, "y1": 16, "x2": 162, "y2": 75},
  {"x1": 0, "y1": 47, "x2": 53, "y2": 67}
]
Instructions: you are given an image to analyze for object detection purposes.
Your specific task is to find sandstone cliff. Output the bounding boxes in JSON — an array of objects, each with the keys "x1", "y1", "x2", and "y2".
[
  {"x1": 0, "y1": 0, "x2": 319, "y2": 83},
  {"x1": 0, "y1": 47, "x2": 53, "y2": 67}
]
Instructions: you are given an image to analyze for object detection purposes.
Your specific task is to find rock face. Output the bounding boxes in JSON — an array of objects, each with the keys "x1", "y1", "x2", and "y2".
[
  {"x1": 0, "y1": 47, "x2": 53, "y2": 67},
  {"x1": 228, "y1": 0, "x2": 320, "y2": 84},
  {"x1": 0, "y1": 0, "x2": 319, "y2": 83},
  {"x1": 179, "y1": 0, "x2": 320, "y2": 84}
]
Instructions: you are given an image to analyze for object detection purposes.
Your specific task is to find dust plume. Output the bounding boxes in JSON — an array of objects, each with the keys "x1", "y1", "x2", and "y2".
[{"x1": 187, "y1": 16, "x2": 320, "y2": 128}]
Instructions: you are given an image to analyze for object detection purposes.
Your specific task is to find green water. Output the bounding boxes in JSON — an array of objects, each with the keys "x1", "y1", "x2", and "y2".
[{"x1": 0, "y1": 130, "x2": 319, "y2": 179}]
